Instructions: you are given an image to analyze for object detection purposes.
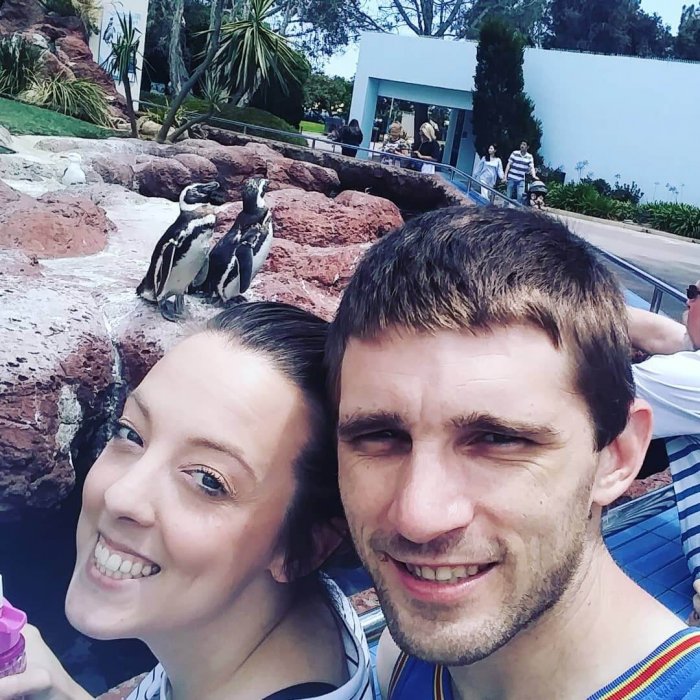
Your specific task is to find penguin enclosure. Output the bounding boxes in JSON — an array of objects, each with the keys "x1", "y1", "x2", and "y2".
[{"x1": 0, "y1": 129, "x2": 470, "y2": 695}]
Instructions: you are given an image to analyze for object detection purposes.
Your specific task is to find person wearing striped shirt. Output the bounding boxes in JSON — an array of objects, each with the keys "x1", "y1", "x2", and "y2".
[
  {"x1": 504, "y1": 141, "x2": 536, "y2": 205},
  {"x1": 327, "y1": 207, "x2": 700, "y2": 700},
  {"x1": 628, "y1": 287, "x2": 700, "y2": 627}
]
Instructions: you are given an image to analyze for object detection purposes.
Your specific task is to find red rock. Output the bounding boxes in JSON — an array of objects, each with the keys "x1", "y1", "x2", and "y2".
[
  {"x1": 92, "y1": 155, "x2": 135, "y2": 188},
  {"x1": 56, "y1": 34, "x2": 117, "y2": 96},
  {"x1": 251, "y1": 273, "x2": 338, "y2": 322},
  {"x1": 171, "y1": 153, "x2": 218, "y2": 184},
  {"x1": 0, "y1": 185, "x2": 113, "y2": 258},
  {"x1": 264, "y1": 189, "x2": 403, "y2": 247},
  {"x1": 0, "y1": 0, "x2": 44, "y2": 33},
  {"x1": 134, "y1": 157, "x2": 193, "y2": 201}
]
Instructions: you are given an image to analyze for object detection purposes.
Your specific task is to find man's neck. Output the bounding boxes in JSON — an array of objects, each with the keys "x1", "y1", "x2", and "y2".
[{"x1": 449, "y1": 545, "x2": 685, "y2": 700}]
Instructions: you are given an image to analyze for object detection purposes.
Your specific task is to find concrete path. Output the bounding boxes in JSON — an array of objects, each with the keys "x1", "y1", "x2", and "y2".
[{"x1": 557, "y1": 212, "x2": 700, "y2": 293}]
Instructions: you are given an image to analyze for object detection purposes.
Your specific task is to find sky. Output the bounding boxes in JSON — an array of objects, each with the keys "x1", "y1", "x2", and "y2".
[{"x1": 322, "y1": 0, "x2": 689, "y2": 78}]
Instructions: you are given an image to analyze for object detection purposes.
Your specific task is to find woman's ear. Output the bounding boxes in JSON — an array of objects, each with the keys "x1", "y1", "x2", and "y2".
[
  {"x1": 591, "y1": 399, "x2": 653, "y2": 508},
  {"x1": 269, "y1": 518, "x2": 348, "y2": 584}
]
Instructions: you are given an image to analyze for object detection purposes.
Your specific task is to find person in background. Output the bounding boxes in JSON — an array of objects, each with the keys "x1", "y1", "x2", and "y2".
[
  {"x1": 326, "y1": 206, "x2": 700, "y2": 700},
  {"x1": 627, "y1": 291, "x2": 700, "y2": 627},
  {"x1": 380, "y1": 122, "x2": 410, "y2": 167},
  {"x1": 334, "y1": 119, "x2": 364, "y2": 158},
  {"x1": 0, "y1": 302, "x2": 372, "y2": 700},
  {"x1": 504, "y1": 140, "x2": 536, "y2": 205},
  {"x1": 412, "y1": 122, "x2": 441, "y2": 175},
  {"x1": 474, "y1": 144, "x2": 505, "y2": 202}
]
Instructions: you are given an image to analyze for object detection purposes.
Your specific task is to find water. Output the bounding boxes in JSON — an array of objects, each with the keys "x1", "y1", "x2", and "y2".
[{"x1": 0, "y1": 474, "x2": 155, "y2": 696}]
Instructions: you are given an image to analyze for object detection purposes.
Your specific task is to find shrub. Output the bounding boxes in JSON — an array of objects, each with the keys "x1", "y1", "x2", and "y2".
[
  {"x1": 610, "y1": 180, "x2": 644, "y2": 205},
  {"x1": 638, "y1": 203, "x2": 700, "y2": 239},
  {"x1": 0, "y1": 35, "x2": 43, "y2": 97},
  {"x1": 141, "y1": 92, "x2": 308, "y2": 147},
  {"x1": 21, "y1": 77, "x2": 112, "y2": 127},
  {"x1": 538, "y1": 162, "x2": 566, "y2": 185}
]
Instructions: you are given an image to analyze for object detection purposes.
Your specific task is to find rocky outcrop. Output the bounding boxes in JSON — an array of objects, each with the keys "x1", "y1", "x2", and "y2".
[
  {"x1": 0, "y1": 151, "x2": 407, "y2": 514},
  {"x1": 0, "y1": 0, "x2": 126, "y2": 118},
  {"x1": 0, "y1": 182, "x2": 113, "y2": 257}
]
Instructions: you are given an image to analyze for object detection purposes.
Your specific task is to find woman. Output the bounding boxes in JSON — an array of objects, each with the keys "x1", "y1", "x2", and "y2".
[
  {"x1": 411, "y1": 122, "x2": 441, "y2": 175},
  {"x1": 0, "y1": 302, "x2": 372, "y2": 700},
  {"x1": 474, "y1": 144, "x2": 505, "y2": 202},
  {"x1": 334, "y1": 119, "x2": 364, "y2": 158},
  {"x1": 380, "y1": 122, "x2": 410, "y2": 167}
]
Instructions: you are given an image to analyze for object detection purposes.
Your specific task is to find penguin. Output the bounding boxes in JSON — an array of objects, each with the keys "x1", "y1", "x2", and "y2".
[
  {"x1": 215, "y1": 209, "x2": 274, "y2": 303},
  {"x1": 136, "y1": 181, "x2": 220, "y2": 322},
  {"x1": 193, "y1": 177, "x2": 270, "y2": 296},
  {"x1": 61, "y1": 153, "x2": 86, "y2": 186}
]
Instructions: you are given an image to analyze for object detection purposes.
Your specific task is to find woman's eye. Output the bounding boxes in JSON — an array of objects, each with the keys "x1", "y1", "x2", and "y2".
[
  {"x1": 189, "y1": 469, "x2": 230, "y2": 497},
  {"x1": 112, "y1": 421, "x2": 143, "y2": 447}
]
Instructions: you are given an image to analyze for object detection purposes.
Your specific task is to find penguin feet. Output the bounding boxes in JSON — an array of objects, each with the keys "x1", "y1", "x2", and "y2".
[
  {"x1": 159, "y1": 295, "x2": 186, "y2": 322},
  {"x1": 223, "y1": 295, "x2": 247, "y2": 307}
]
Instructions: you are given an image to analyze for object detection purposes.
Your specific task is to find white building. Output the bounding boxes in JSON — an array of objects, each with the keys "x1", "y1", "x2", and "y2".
[
  {"x1": 88, "y1": 0, "x2": 149, "y2": 108},
  {"x1": 350, "y1": 32, "x2": 700, "y2": 206}
]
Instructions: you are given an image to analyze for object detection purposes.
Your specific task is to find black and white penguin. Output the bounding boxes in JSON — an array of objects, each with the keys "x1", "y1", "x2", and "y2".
[
  {"x1": 194, "y1": 177, "x2": 271, "y2": 299},
  {"x1": 136, "y1": 181, "x2": 220, "y2": 322},
  {"x1": 215, "y1": 209, "x2": 274, "y2": 302}
]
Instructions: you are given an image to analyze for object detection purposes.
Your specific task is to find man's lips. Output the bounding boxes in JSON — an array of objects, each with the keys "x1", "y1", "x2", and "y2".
[{"x1": 387, "y1": 554, "x2": 497, "y2": 584}]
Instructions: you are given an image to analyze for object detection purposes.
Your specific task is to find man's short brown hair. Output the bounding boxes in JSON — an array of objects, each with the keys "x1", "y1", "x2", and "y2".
[{"x1": 326, "y1": 206, "x2": 634, "y2": 450}]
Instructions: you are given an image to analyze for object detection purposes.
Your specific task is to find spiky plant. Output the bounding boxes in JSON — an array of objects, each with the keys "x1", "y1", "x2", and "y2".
[
  {"x1": 21, "y1": 76, "x2": 112, "y2": 127},
  {"x1": 0, "y1": 35, "x2": 43, "y2": 97},
  {"x1": 101, "y1": 11, "x2": 141, "y2": 137}
]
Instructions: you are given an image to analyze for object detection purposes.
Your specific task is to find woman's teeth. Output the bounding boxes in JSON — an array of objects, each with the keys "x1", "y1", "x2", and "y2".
[
  {"x1": 405, "y1": 563, "x2": 482, "y2": 583},
  {"x1": 93, "y1": 539, "x2": 161, "y2": 580}
]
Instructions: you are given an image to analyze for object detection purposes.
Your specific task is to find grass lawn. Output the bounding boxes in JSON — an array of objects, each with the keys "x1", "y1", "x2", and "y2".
[
  {"x1": 0, "y1": 97, "x2": 117, "y2": 139},
  {"x1": 300, "y1": 120, "x2": 325, "y2": 134}
]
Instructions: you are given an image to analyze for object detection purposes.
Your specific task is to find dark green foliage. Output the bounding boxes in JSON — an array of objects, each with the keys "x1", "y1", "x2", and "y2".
[
  {"x1": 580, "y1": 176, "x2": 643, "y2": 204},
  {"x1": 472, "y1": 18, "x2": 542, "y2": 165},
  {"x1": 537, "y1": 162, "x2": 566, "y2": 185},
  {"x1": 303, "y1": 72, "x2": 354, "y2": 118},
  {"x1": 22, "y1": 76, "x2": 112, "y2": 126},
  {"x1": 545, "y1": 0, "x2": 674, "y2": 58},
  {"x1": 676, "y1": 5, "x2": 700, "y2": 61},
  {"x1": 251, "y1": 59, "x2": 310, "y2": 129},
  {"x1": 142, "y1": 92, "x2": 307, "y2": 146},
  {"x1": 547, "y1": 183, "x2": 700, "y2": 239},
  {"x1": 0, "y1": 35, "x2": 42, "y2": 97}
]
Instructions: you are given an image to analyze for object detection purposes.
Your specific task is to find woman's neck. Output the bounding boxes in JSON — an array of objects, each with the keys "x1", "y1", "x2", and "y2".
[{"x1": 146, "y1": 577, "x2": 295, "y2": 700}]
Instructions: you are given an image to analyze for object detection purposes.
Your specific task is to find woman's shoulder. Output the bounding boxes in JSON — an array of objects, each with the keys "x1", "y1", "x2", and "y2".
[{"x1": 125, "y1": 664, "x2": 167, "y2": 700}]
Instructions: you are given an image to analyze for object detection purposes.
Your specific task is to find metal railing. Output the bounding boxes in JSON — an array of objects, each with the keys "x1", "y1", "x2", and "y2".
[{"x1": 138, "y1": 99, "x2": 519, "y2": 208}]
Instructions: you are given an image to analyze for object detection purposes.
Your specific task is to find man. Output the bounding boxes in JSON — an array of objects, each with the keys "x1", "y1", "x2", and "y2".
[
  {"x1": 628, "y1": 288, "x2": 700, "y2": 626},
  {"x1": 326, "y1": 207, "x2": 700, "y2": 699},
  {"x1": 504, "y1": 140, "x2": 536, "y2": 205}
]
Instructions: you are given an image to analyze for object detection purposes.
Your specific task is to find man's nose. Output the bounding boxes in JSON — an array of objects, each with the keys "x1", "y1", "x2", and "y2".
[{"x1": 386, "y1": 444, "x2": 475, "y2": 545}]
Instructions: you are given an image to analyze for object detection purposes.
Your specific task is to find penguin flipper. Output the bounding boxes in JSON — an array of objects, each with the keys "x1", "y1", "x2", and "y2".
[
  {"x1": 191, "y1": 258, "x2": 210, "y2": 290},
  {"x1": 154, "y1": 238, "x2": 178, "y2": 300},
  {"x1": 236, "y1": 244, "x2": 254, "y2": 294}
]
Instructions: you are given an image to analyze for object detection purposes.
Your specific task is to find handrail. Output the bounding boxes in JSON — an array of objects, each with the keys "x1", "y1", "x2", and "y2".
[{"x1": 138, "y1": 99, "x2": 517, "y2": 206}]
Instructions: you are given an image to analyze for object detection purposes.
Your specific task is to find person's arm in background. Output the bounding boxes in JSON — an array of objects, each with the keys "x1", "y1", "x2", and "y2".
[
  {"x1": 504, "y1": 152, "x2": 513, "y2": 180},
  {"x1": 498, "y1": 158, "x2": 505, "y2": 181},
  {"x1": 529, "y1": 155, "x2": 537, "y2": 179},
  {"x1": 627, "y1": 306, "x2": 691, "y2": 355}
]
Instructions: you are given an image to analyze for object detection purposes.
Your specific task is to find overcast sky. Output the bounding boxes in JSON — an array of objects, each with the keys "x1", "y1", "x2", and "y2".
[{"x1": 322, "y1": 0, "x2": 689, "y2": 78}]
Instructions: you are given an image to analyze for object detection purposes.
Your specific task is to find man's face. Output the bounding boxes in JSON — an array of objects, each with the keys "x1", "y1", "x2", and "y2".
[
  {"x1": 686, "y1": 280, "x2": 700, "y2": 349},
  {"x1": 337, "y1": 325, "x2": 601, "y2": 665},
  {"x1": 520, "y1": 142, "x2": 528, "y2": 154}
]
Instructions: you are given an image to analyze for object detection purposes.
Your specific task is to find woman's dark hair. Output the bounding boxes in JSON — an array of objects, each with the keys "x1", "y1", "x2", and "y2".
[
  {"x1": 487, "y1": 144, "x2": 497, "y2": 160},
  {"x1": 348, "y1": 119, "x2": 359, "y2": 128},
  {"x1": 206, "y1": 301, "x2": 346, "y2": 582}
]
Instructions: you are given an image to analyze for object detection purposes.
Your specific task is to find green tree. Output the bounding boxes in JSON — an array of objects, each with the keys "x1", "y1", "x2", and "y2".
[
  {"x1": 472, "y1": 18, "x2": 542, "y2": 165},
  {"x1": 251, "y1": 58, "x2": 310, "y2": 127},
  {"x1": 102, "y1": 11, "x2": 141, "y2": 137},
  {"x1": 302, "y1": 72, "x2": 353, "y2": 117},
  {"x1": 545, "y1": 0, "x2": 673, "y2": 58},
  {"x1": 677, "y1": 4, "x2": 700, "y2": 61},
  {"x1": 215, "y1": 0, "x2": 308, "y2": 107}
]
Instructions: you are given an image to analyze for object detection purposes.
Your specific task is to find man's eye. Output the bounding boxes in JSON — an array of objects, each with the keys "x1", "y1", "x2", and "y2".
[
  {"x1": 112, "y1": 421, "x2": 143, "y2": 447},
  {"x1": 480, "y1": 433, "x2": 524, "y2": 446}
]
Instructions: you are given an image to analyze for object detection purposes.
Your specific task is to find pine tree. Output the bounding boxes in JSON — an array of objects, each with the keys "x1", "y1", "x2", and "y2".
[
  {"x1": 677, "y1": 4, "x2": 700, "y2": 61},
  {"x1": 472, "y1": 18, "x2": 542, "y2": 165}
]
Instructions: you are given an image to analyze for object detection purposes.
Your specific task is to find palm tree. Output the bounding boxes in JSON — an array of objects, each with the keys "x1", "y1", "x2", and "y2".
[
  {"x1": 102, "y1": 12, "x2": 141, "y2": 138},
  {"x1": 215, "y1": 0, "x2": 307, "y2": 107}
]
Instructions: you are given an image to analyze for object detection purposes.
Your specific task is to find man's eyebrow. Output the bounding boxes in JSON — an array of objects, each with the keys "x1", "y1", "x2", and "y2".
[
  {"x1": 450, "y1": 413, "x2": 562, "y2": 441},
  {"x1": 337, "y1": 411, "x2": 407, "y2": 440}
]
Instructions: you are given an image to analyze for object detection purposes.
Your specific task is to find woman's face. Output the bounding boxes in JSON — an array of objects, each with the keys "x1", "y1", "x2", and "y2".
[
  {"x1": 65, "y1": 333, "x2": 310, "y2": 642},
  {"x1": 488, "y1": 145, "x2": 496, "y2": 156}
]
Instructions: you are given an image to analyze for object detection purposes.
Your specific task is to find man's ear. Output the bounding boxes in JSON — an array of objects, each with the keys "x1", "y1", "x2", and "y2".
[
  {"x1": 592, "y1": 399, "x2": 653, "y2": 508},
  {"x1": 269, "y1": 518, "x2": 348, "y2": 584}
]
